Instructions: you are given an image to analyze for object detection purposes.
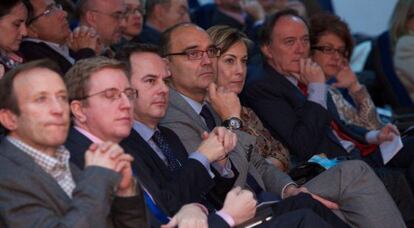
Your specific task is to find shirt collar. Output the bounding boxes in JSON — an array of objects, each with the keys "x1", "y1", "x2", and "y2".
[
  {"x1": 132, "y1": 120, "x2": 157, "y2": 142},
  {"x1": 178, "y1": 92, "x2": 206, "y2": 115},
  {"x1": 74, "y1": 126, "x2": 104, "y2": 144},
  {"x1": 6, "y1": 136, "x2": 70, "y2": 172}
]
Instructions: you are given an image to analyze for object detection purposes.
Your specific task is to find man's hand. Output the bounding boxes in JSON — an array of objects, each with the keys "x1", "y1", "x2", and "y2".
[
  {"x1": 220, "y1": 187, "x2": 257, "y2": 226},
  {"x1": 377, "y1": 124, "x2": 400, "y2": 143},
  {"x1": 283, "y1": 185, "x2": 339, "y2": 209},
  {"x1": 84, "y1": 142, "x2": 135, "y2": 196},
  {"x1": 68, "y1": 26, "x2": 101, "y2": 53},
  {"x1": 295, "y1": 58, "x2": 325, "y2": 84},
  {"x1": 207, "y1": 82, "x2": 241, "y2": 120},
  {"x1": 332, "y1": 59, "x2": 361, "y2": 93},
  {"x1": 162, "y1": 203, "x2": 208, "y2": 228},
  {"x1": 197, "y1": 127, "x2": 237, "y2": 162},
  {"x1": 115, "y1": 161, "x2": 136, "y2": 197}
]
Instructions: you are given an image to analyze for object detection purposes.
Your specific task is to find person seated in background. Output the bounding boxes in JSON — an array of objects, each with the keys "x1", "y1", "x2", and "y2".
[
  {"x1": 123, "y1": 0, "x2": 143, "y2": 41},
  {"x1": 0, "y1": 59, "x2": 146, "y2": 227},
  {"x1": 76, "y1": 0, "x2": 127, "y2": 57},
  {"x1": 309, "y1": 13, "x2": 383, "y2": 130},
  {"x1": 135, "y1": 0, "x2": 190, "y2": 45},
  {"x1": 391, "y1": 0, "x2": 414, "y2": 101},
  {"x1": 191, "y1": 0, "x2": 258, "y2": 39},
  {"x1": 0, "y1": 0, "x2": 27, "y2": 72},
  {"x1": 243, "y1": 9, "x2": 414, "y2": 225},
  {"x1": 20, "y1": 0, "x2": 98, "y2": 74},
  {"x1": 207, "y1": 25, "x2": 290, "y2": 172}
]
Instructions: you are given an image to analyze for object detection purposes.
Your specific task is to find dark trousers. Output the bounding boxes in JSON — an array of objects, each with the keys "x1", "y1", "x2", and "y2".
[
  {"x1": 269, "y1": 193, "x2": 349, "y2": 228},
  {"x1": 362, "y1": 145, "x2": 414, "y2": 227},
  {"x1": 257, "y1": 209, "x2": 333, "y2": 228}
]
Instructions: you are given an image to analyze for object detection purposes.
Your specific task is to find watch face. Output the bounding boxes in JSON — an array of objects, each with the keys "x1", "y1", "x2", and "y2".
[{"x1": 230, "y1": 119, "x2": 241, "y2": 129}]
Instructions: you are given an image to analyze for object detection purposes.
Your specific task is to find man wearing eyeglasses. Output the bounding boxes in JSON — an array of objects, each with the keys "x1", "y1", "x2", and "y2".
[
  {"x1": 243, "y1": 9, "x2": 414, "y2": 226},
  {"x1": 77, "y1": 0, "x2": 127, "y2": 56},
  {"x1": 20, "y1": 0, "x2": 99, "y2": 74}
]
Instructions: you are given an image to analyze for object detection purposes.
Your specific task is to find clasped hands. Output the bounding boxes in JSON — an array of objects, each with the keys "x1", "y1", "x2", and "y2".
[{"x1": 84, "y1": 141, "x2": 135, "y2": 197}]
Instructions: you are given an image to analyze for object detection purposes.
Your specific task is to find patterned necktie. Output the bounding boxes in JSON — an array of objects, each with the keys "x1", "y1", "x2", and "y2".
[
  {"x1": 152, "y1": 130, "x2": 181, "y2": 171},
  {"x1": 200, "y1": 105, "x2": 216, "y2": 132}
]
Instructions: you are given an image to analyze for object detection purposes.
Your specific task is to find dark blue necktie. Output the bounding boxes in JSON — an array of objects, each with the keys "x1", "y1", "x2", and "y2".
[
  {"x1": 200, "y1": 105, "x2": 216, "y2": 132},
  {"x1": 152, "y1": 130, "x2": 181, "y2": 171}
]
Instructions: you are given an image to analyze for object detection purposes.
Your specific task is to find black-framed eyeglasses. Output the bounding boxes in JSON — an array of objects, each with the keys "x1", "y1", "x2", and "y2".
[
  {"x1": 89, "y1": 9, "x2": 128, "y2": 21},
  {"x1": 125, "y1": 7, "x2": 145, "y2": 16},
  {"x1": 27, "y1": 3, "x2": 63, "y2": 24},
  {"x1": 77, "y1": 87, "x2": 138, "y2": 101},
  {"x1": 164, "y1": 46, "x2": 221, "y2": 60},
  {"x1": 312, "y1": 46, "x2": 348, "y2": 58}
]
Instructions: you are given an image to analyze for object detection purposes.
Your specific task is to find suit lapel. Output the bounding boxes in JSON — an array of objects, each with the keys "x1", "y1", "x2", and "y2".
[{"x1": 168, "y1": 89, "x2": 211, "y2": 131}]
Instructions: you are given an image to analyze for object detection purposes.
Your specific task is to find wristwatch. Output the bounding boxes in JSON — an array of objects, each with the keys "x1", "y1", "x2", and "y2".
[{"x1": 222, "y1": 117, "x2": 243, "y2": 130}]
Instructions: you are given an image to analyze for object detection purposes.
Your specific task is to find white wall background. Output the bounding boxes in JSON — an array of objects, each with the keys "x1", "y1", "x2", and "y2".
[{"x1": 332, "y1": 0, "x2": 398, "y2": 36}]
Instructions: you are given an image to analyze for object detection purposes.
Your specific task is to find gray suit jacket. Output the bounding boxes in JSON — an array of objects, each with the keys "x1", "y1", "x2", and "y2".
[
  {"x1": 160, "y1": 88, "x2": 293, "y2": 196},
  {"x1": 0, "y1": 138, "x2": 148, "y2": 228}
]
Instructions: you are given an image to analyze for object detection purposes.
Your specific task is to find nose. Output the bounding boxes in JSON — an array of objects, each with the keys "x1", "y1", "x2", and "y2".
[
  {"x1": 200, "y1": 51, "x2": 212, "y2": 65},
  {"x1": 50, "y1": 97, "x2": 66, "y2": 115},
  {"x1": 159, "y1": 79, "x2": 169, "y2": 94},
  {"x1": 20, "y1": 23, "x2": 28, "y2": 37},
  {"x1": 58, "y1": 8, "x2": 68, "y2": 18},
  {"x1": 235, "y1": 60, "x2": 245, "y2": 76},
  {"x1": 119, "y1": 16, "x2": 128, "y2": 30},
  {"x1": 119, "y1": 92, "x2": 132, "y2": 109}
]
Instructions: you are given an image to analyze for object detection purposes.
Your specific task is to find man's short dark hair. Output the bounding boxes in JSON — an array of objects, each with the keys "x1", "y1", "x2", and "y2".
[
  {"x1": 159, "y1": 22, "x2": 195, "y2": 57},
  {"x1": 115, "y1": 43, "x2": 161, "y2": 72},
  {"x1": 259, "y1": 9, "x2": 308, "y2": 47},
  {"x1": 145, "y1": 0, "x2": 170, "y2": 18},
  {"x1": 0, "y1": 59, "x2": 61, "y2": 134}
]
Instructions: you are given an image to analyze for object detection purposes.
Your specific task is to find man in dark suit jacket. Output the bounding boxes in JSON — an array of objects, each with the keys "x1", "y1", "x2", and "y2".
[
  {"x1": 243, "y1": 9, "x2": 414, "y2": 225},
  {"x1": 134, "y1": 0, "x2": 191, "y2": 45},
  {"x1": 0, "y1": 59, "x2": 147, "y2": 227},
  {"x1": 20, "y1": 0, "x2": 97, "y2": 74}
]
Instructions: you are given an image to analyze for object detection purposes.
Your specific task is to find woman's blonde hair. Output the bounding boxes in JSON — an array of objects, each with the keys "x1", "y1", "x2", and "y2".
[
  {"x1": 389, "y1": 0, "x2": 414, "y2": 47},
  {"x1": 207, "y1": 25, "x2": 252, "y2": 54}
]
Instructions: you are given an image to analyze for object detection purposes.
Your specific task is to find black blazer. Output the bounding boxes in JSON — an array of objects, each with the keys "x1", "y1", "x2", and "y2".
[
  {"x1": 120, "y1": 126, "x2": 216, "y2": 215},
  {"x1": 133, "y1": 24, "x2": 161, "y2": 46},
  {"x1": 243, "y1": 62, "x2": 369, "y2": 161},
  {"x1": 64, "y1": 127, "x2": 230, "y2": 227},
  {"x1": 19, "y1": 40, "x2": 95, "y2": 74}
]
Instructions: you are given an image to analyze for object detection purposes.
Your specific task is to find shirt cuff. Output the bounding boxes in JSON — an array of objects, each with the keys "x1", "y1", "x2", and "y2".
[
  {"x1": 366, "y1": 130, "x2": 380, "y2": 144},
  {"x1": 307, "y1": 82, "x2": 328, "y2": 109},
  {"x1": 212, "y1": 160, "x2": 234, "y2": 178},
  {"x1": 189, "y1": 151, "x2": 215, "y2": 178},
  {"x1": 280, "y1": 182, "x2": 297, "y2": 199},
  {"x1": 216, "y1": 210, "x2": 235, "y2": 227}
]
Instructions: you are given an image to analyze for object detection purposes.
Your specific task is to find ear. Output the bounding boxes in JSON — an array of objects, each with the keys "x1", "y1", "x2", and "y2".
[
  {"x1": 84, "y1": 11, "x2": 97, "y2": 28},
  {"x1": 70, "y1": 101, "x2": 87, "y2": 124},
  {"x1": 260, "y1": 44, "x2": 272, "y2": 60},
  {"x1": 0, "y1": 109, "x2": 18, "y2": 132}
]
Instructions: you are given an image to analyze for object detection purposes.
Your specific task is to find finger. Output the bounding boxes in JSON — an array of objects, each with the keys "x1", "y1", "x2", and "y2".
[
  {"x1": 115, "y1": 160, "x2": 128, "y2": 172},
  {"x1": 201, "y1": 131, "x2": 209, "y2": 140},
  {"x1": 214, "y1": 127, "x2": 226, "y2": 143},
  {"x1": 161, "y1": 217, "x2": 177, "y2": 228},
  {"x1": 310, "y1": 193, "x2": 339, "y2": 209},
  {"x1": 88, "y1": 143, "x2": 99, "y2": 152},
  {"x1": 208, "y1": 82, "x2": 217, "y2": 99},
  {"x1": 106, "y1": 144, "x2": 124, "y2": 159}
]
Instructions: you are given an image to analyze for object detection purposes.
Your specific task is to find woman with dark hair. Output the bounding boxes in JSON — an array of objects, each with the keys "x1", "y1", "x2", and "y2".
[
  {"x1": 309, "y1": 13, "x2": 383, "y2": 130},
  {"x1": 0, "y1": 0, "x2": 27, "y2": 73},
  {"x1": 207, "y1": 25, "x2": 291, "y2": 171}
]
